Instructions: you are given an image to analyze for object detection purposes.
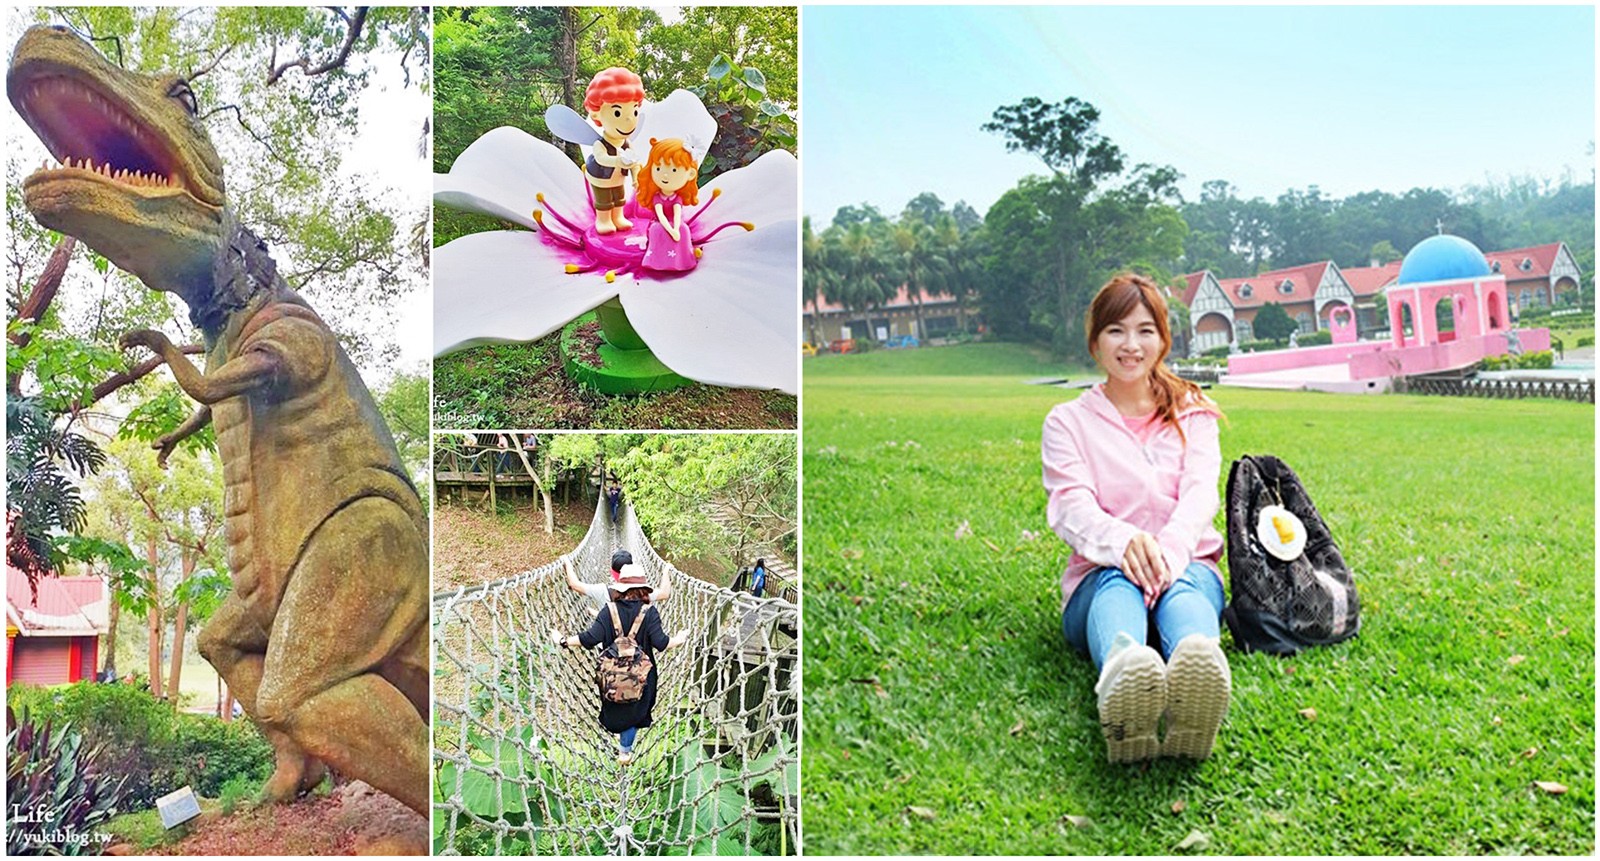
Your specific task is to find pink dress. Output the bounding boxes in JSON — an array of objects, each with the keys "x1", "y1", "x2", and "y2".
[{"x1": 641, "y1": 194, "x2": 695, "y2": 272}]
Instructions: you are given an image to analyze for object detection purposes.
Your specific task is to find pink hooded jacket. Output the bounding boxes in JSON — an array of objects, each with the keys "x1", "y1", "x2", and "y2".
[{"x1": 1041, "y1": 384, "x2": 1224, "y2": 610}]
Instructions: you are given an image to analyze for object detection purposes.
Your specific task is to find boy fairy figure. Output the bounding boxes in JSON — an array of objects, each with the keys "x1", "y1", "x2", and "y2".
[{"x1": 583, "y1": 67, "x2": 645, "y2": 234}]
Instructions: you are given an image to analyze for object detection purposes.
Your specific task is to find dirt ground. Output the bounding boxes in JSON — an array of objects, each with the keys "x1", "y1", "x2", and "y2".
[
  {"x1": 431, "y1": 495, "x2": 750, "y2": 592},
  {"x1": 432, "y1": 495, "x2": 593, "y2": 593},
  {"x1": 134, "y1": 782, "x2": 426, "y2": 856}
]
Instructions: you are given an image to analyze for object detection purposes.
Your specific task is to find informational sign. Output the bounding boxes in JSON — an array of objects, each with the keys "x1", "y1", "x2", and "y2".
[{"x1": 156, "y1": 786, "x2": 201, "y2": 829}]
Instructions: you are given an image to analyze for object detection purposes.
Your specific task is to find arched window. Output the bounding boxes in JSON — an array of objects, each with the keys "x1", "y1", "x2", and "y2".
[
  {"x1": 1296, "y1": 312, "x2": 1314, "y2": 333},
  {"x1": 1234, "y1": 318, "x2": 1254, "y2": 342}
]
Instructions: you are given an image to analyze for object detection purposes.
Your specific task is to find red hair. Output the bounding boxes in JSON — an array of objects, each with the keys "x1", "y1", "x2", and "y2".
[
  {"x1": 1085, "y1": 273, "x2": 1221, "y2": 441},
  {"x1": 635, "y1": 138, "x2": 700, "y2": 208},
  {"x1": 584, "y1": 67, "x2": 645, "y2": 114}
]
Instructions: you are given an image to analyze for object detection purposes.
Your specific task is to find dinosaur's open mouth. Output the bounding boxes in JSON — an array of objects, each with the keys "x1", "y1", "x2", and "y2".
[{"x1": 13, "y1": 74, "x2": 206, "y2": 203}]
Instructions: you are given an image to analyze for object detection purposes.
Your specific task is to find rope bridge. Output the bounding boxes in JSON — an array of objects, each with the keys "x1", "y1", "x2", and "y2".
[{"x1": 431, "y1": 493, "x2": 800, "y2": 855}]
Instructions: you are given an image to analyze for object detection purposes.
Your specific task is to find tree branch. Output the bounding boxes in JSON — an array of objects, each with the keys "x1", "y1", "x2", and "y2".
[
  {"x1": 201, "y1": 104, "x2": 293, "y2": 166},
  {"x1": 10, "y1": 236, "x2": 78, "y2": 348},
  {"x1": 188, "y1": 40, "x2": 238, "y2": 82},
  {"x1": 72, "y1": 344, "x2": 205, "y2": 413},
  {"x1": 266, "y1": 7, "x2": 369, "y2": 85}
]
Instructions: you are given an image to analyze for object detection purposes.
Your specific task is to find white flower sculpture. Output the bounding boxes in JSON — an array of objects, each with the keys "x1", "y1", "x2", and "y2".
[{"x1": 434, "y1": 89, "x2": 798, "y2": 394}]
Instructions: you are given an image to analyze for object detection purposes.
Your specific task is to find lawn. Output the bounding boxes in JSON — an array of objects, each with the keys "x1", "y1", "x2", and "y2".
[{"x1": 801, "y1": 342, "x2": 1595, "y2": 854}]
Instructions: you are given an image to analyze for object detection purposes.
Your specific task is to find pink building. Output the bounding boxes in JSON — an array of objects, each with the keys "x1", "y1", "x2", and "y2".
[
  {"x1": 1183, "y1": 240, "x2": 1582, "y2": 356},
  {"x1": 1220, "y1": 234, "x2": 1552, "y2": 392}
]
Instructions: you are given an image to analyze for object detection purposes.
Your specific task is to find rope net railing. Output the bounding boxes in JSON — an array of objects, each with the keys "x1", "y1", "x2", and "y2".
[{"x1": 432, "y1": 493, "x2": 800, "y2": 855}]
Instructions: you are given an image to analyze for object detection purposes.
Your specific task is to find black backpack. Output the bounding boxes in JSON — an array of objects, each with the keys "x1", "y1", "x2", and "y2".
[{"x1": 1222, "y1": 455, "x2": 1360, "y2": 655}]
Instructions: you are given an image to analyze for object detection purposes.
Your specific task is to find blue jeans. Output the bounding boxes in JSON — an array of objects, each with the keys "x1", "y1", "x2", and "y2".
[
  {"x1": 619, "y1": 726, "x2": 638, "y2": 752},
  {"x1": 1061, "y1": 562, "x2": 1225, "y2": 670}
]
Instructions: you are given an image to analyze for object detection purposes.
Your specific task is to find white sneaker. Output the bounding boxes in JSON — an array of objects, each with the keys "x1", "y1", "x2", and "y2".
[
  {"x1": 617, "y1": 750, "x2": 635, "y2": 766},
  {"x1": 1161, "y1": 634, "x2": 1231, "y2": 760},
  {"x1": 1094, "y1": 633, "x2": 1167, "y2": 763}
]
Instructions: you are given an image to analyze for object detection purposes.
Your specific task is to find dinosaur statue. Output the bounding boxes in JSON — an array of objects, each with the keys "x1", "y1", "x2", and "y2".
[{"x1": 7, "y1": 25, "x2": 428, "y2": 817}]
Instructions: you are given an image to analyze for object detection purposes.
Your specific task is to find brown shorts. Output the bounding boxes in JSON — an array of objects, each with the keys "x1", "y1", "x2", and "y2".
[{"x1": 592, "y1": 183, "x2": 626, "y2": 211}]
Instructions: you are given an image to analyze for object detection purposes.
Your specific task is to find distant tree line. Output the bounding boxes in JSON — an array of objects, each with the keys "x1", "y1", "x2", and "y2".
[{"x1": 808, "y1": 95, "x2": 1595, "y2": 361}]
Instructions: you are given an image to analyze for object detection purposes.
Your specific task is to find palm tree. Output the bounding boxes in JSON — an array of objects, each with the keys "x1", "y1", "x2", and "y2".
[
  {"x1": 801, "y1": 217, "x2": 833, "y2": 347},
  {"x1": 886, "y1": 218, "x2": 951, "y2": 342},
  {"x1": 836, "y1": 222, "x2": 894, "y2": 342}
]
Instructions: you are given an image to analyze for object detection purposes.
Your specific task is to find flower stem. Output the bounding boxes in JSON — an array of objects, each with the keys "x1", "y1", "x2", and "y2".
[{"x1": 596, "y1": 297, "x2": 649, "y2": 351}]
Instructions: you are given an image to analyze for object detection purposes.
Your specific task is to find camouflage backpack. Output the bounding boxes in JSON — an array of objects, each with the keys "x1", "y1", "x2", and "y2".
[
  {"x1": 596, "y1": 603, "x2": 653, "y2": 704},
  {"x1": 1222, "y1": 455, "x2": 1361, "y2": 655}
]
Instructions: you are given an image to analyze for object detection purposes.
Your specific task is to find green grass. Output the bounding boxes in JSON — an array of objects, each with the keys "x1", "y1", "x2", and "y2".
[
  {"x1": 802, "y1": 342, "x2": 1595, "y2": 854},
  {"x1": 805, "y1": 341, "x2": 1067, "y2": 378},
  {"x1": 99, "y1": 800, "x2": 218, "y2": 851},
  {"x1": 433, "y1": 337, "x2": 796, "y2": 429}
]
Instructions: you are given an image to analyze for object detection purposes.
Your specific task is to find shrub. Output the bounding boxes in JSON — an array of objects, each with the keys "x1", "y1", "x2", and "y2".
[
  {"x1": 1579, "y1": 336, "x2": 1594, "y2": 348},
  {"x1": 8, "y1": 682, "x2": 181, "y2": 806},
  {"x1": 6, "y1": 682, "x2": 273, "y2": 806},
  {"x1": 217, "y1": 773, "x2": 261, "y2": 816},
  {"x1": 1202, "y1": 344, "x2": 1231, "y2": 359},
  {"x1": 175, "y1": 714, "x2": 274, "y2": 798},
  {"x1": 7, "y1": 704, "x2": 132, "y2": 855},
  {"x1": 1297, "y1": 331, "x2": 1333, "y2": 347},
  {"x1": 1519, "y1": 350, "x2": 1554, "y2": 370}
]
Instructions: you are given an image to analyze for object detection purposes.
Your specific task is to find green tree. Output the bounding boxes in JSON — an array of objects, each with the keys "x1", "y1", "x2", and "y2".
[
  {"x1": 611, "y1": 435, "x2": 796, "y2": 571},
  {"x1": 374, "y1": 365, "x2": 430, "y2": 508},
  {"x1": 85, "y1": 435, "x2": 224, "y2": 703},
  {"x1": 979, "y1": 96, "x2": 1186, "y2": 358},
  {"x1": 1252, "y1": 302, "x2": 1297, "y2": 343},
  {"x1": 886, "y1": 218, "x2": 951, "y2": 341}
]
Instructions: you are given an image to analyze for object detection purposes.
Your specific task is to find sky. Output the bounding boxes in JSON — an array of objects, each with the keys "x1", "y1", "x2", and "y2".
[{"x1": 802, "y1": 5, "x2": 1596, "y2": 227}]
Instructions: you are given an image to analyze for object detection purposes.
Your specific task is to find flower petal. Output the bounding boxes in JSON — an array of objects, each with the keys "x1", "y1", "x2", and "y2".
[
  {"x1": 690, "y1": 150, "x2": 798, "y2": 238},
  {"x1": 434, "y1": 127, "x2": 590, "y2": 230},
  {"x1": 633, "y1": 89, "x2": 718, "y2": 164},
  {"x1": 618, "y1": 219, "x2": 798, "y2": 394},
  {"x1": 434, "y1": 231, "x2": 617, "y2": 357}
]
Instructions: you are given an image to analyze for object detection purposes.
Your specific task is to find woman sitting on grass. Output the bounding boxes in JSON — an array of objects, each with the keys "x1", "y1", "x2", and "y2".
[
  {"x1": 552, "y1": 564, "x2": 688, "y2": 764},
  {"x1": 1041, "y1": 272, "x2": 1230, "y2": 763}
]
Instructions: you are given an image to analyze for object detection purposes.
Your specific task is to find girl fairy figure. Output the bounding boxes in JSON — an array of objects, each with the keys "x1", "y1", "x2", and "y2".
[{"x1": 636, "y1": 137, "x2": 700, "y2": 273}]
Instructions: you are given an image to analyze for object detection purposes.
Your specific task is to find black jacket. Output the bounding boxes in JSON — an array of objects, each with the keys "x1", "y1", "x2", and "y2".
[{"x1": 578, "y1": 600, "x2": 668, "y2": 732}]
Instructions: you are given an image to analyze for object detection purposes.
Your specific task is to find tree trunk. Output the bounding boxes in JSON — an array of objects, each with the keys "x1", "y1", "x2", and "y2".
[
  {"x1": 103, "y1": 585, "x2": 119, "y2": 678},
  {"x1": 166, "y1": 552, "x2": 194, "y2": 709},
  {"x1": 541, "y1": 459, "x2": 555, "y2": 534},
  {"x1": 488, "y1": 453, "x2": 497, "y2": 512},
  {"x1": 145, "y1": 534, "x2": 163, "y2": 700},
  {"x1": 557, "y1": 8, "x2": 581, "y2": 163},
  {"x1": 7, "y1": 237, "x2": 76, "y2": 396}
]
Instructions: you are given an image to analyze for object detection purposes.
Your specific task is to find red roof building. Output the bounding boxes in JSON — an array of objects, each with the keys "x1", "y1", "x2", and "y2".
[
  {"x1": 1482, "y1": 243, "x2": 1583, "y2": 310},
  {"x1": 1182, "y1": 242, "x2": 1583, "y2": 354},
  {"x1": 804, "y1": 284, "x2": 969, "y2": 345},
  {"x1": 1181, "y1": 261, "x2": 1357, "y2": 353},
  {"x1": 6, "y1": 566, "x2": 108, "y2": 687}
]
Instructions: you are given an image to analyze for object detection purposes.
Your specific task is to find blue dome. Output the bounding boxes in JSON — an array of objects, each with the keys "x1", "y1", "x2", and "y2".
[{"x1": 1397, "y1": 234, "x2": 1491, "y2": 285}]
